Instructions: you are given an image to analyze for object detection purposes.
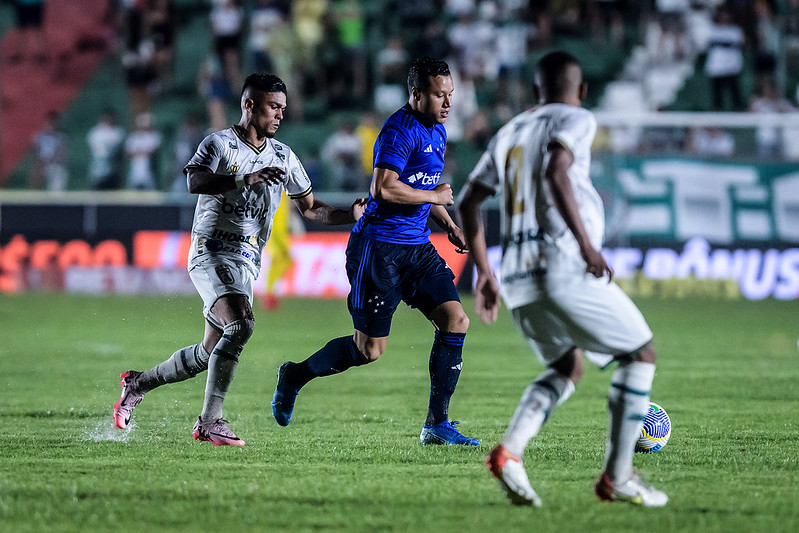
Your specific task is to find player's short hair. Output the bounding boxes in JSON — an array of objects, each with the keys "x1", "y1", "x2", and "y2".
[
  {"x1": 407, "y1": 57, "x2": 451, "y2": 94},
  {"x1": 241, "y1": 73, "x2": 287, "y2": 98},
  {"x1": 535, "y1": 51, "x2": 582, "y2": 94}
]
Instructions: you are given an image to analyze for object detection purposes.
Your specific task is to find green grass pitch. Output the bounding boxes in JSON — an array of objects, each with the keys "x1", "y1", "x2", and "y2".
[{"x1": 1, "y1": 293, "x2": 797, "y2": 532}]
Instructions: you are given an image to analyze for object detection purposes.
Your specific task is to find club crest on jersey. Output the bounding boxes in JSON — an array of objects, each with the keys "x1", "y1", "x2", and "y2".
[
  {"x1": 229, "y1": 162, "x2": 240, "y2": 174},
  {"x1": 215, "y1": 265, "x2": 235, "y2": 285}
]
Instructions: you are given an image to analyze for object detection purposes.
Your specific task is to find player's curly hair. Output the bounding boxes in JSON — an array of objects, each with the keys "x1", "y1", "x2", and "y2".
[
  {"x1": 241, "y1": 73, "x2": 287, "y2": 97},
  {"x1": 407, "y1": 57, "x2": 450, "y2": 94}
]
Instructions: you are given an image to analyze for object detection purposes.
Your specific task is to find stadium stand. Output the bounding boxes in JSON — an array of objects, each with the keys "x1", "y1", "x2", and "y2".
[{"x1": 1, "y1": 1, "x2": 796, "y2": 192}]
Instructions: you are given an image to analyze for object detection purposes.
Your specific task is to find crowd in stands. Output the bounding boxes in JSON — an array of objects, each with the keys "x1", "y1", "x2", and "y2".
[{"x1": 10, "y1": 0, "x2": 799, "y2": 192}]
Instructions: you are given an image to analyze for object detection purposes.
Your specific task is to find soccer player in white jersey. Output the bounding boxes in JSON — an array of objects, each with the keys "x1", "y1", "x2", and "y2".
[
  {"x1": 457, "y1": 51, "x2": 668, "y2": 506},
  {"x1": 112, "y1": 73, "x2": 366, "y2": 445}
]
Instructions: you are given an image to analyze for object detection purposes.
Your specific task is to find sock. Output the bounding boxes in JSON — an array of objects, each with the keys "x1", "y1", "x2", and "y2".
[
  {"x1": 603, "y1": 361, "x2": 656, "y2": 483},
  {"x1": 200, "y1": 320, "x2": 252, "y2": 422},
  {"x1": 289, "y1": 336, "x2": 367, "y2": 389},
  {"x1": 425, "y1": 331, "x2": 466, "y2": 426},
  {"x1": 502, "y1": 369, "x2": 575, "y2": 457},
  {"x1": 137, "y1": 343, "x2": 210, "y2": 392}
]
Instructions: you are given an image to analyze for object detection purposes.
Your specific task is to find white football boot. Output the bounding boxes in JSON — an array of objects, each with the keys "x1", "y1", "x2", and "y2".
[
  {"x1": 486, "y1": 444, "x2": 542, "y2": 507},
  {"x1": 595, "y1": 471, "x2": 668, "y2": 507}
]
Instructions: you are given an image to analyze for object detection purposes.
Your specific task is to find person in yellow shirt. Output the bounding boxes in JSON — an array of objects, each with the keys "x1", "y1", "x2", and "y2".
[{"x1": 263, "y1": 190, "x2": 298, "y2": 310}]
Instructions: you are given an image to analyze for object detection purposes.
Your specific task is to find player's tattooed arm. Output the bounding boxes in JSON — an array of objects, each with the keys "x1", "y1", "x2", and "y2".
[
  {"x1": 293, "y1": 194, "x2": 367, "y2": 225},
  {"x1": 186, "y1": 166, "x2": 285, "y2": 194}
]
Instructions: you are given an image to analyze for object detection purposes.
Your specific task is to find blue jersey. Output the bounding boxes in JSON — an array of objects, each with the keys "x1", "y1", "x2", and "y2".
[{"x1": 352, "y1": 104, "x2": 447, "y2": 244}]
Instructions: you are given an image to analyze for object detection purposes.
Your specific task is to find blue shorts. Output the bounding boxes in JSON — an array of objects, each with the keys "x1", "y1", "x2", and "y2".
[{"x1": 346, "y1": 232, "x2": 460, "y2": 337}]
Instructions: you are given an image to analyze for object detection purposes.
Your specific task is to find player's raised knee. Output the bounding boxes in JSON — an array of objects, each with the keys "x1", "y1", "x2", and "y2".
[
  {"x1": 225, "y1": 318, "x2": 255, "y2": 347},
  {"x1": 358, "y1": 338, "x2": 385, "y2": 362}
]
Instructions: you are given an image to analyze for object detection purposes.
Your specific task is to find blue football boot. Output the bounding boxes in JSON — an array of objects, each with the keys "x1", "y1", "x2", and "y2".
[
  {"x1": 271, "y1": 362, "x2": 300, "y2": 426},
  {"x1": 420, "y1": 420, "x2": 479, "y2": 446}
]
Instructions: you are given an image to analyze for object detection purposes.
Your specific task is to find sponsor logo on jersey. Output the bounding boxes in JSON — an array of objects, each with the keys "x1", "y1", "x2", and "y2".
[
  {"x1": 228, "y1": 142, "x2": 238, "y2": 150},
  {"x1": 424, "y1": 145, "x2": 433, "y2": 153},
  {"x1": 406, "y1": 171, "x2": 441, "y2": 186},
  {"x1": 197, "y1": 237, "x2": 258, "y2": 264},
  {"x1": 215, "y1": 265, "x2": 235, "y2": 285},
  {"x1": 211, "y1": 229, "x2": 259, "y2": 246},
  {"x1": 221, "y1": 198, "x2": 269, "y2": 223}
]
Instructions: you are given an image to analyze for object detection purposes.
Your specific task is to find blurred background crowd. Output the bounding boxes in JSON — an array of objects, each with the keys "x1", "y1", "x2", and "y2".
[{"x1": 1, "y1": 0, "x2": 799, "y2": 194}]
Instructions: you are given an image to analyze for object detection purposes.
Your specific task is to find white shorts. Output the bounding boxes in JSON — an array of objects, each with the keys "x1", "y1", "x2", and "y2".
[
  {"x1": 510, "y1": 274, "x2": 652, "y2": 367},
  {"x1": 189, "y1": 257, "x2": 255, "y2": 325}
]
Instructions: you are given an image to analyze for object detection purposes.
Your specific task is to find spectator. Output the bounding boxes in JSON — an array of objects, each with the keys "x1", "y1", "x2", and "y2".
[
  {"x1": 749, "y1": 78, "x2": 795, "y2": 159},
  {"x1": 30, "y1": 111, "x2": 69, "y2": 191},
  {"x1": 198, "y1": 54, "x2": 233, "y2": 132},
  {"x1": 590, "y1": 0, "x2": 627, "y2": 49},
  {"x1": 493, "y1": 5, "x2": 535, "y2": 112},
  {"x1": 326, "y1": 0, "x2": 368, "y2": 108},
  {"x1": 267, "y1": 15, "x2": 305, "y2": 122},
  {"x1": 292, "y1": 0, "x2": 327, "y2": 85},
  {"x1": 210, "y1": 0, "x2": 244, "y2": 89},
  {"x1": 321, "y1": 119, "x2": 364, "y2": 191},
  {"x1": 122, "y1": 36, "x2": 159, "y2": 119},
  {"x1": 447, "y1": 11, "x2": 494, "y2": 81},
  {"x1": 654, "y1": 0, "x2": 690, "y2": 62},
  {"x1": 354, "y1": 111, "x2": 379, "y2": 179},
  {"x1": 688, "y1": 126, "x2": 735, "y2": 157},
  {"x1": 119, "y1": 0, "x2": 158, "y2": 119},
  {"x1": 171, "y1": 113, "x2": 206, "y2": 193},
  {"x1": 146, "y1": 0, "x2": 178, "y2": 91},
  {"x1": 753, "y1": 0, "x2": 779, "y2": 81},
  {"x1": 248, "y1": 0, "x2": 285, "y2": 73},
  {"x1": 704, "y1": 7, "x2": 746, "y2": 111},
  {"x1": 125, "y1": 112, "x2": 162, "y2": 190},
  {"x1": 87, "y1": 109, "x2": 125, "y2": 190},
  {"x1": 374, "y1": 36, "x2": 409, "y2": 113}
]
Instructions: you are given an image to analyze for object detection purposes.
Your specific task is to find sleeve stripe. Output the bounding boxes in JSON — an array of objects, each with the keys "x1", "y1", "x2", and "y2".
[
  {"x1": 289, "y1": 186, "x2": 312, "y2": 199},
  {"x1": 374, "y1": 162, "x2": 402, "y2": 175}
]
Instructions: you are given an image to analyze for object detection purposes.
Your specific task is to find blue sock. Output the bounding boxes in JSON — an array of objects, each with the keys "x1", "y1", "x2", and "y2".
[
  {"x1": 426, "y1": 331, "x2": 465, "y2": 426},
  {"x1": 290, "y1": 336, "x2": 367, "y2": 389}
]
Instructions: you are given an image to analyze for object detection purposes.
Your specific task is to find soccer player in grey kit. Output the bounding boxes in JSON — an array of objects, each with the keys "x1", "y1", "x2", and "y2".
[{"x1": 113, "y1": 73, "x2": 366, "y2": 445}]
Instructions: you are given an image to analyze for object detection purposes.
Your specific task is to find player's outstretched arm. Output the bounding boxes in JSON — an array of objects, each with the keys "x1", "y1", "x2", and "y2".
[
  {"x1": 457, "y1": 182, "x2": 500, "y2": 323},
  {"x1": 371, "y1": 167, "x2": 454, "y2": 205},
  {"x1": 187, "y1": 166, "x2": 286, "y2": 194},
  {"x1": 544, "y1": 142, "x2": 612, "y2": 281},
  {"x1": 292, "y1": 193, "x2": 366, "y2": 225}
]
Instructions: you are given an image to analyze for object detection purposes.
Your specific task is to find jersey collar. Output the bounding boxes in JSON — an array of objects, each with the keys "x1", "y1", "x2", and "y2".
[{"x1": 232, "y1": 125, "x2": 267, "y2": 154}]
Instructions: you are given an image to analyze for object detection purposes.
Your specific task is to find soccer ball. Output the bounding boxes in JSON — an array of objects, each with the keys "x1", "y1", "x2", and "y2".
[{"x1": 635, "y1": 402, "x2": 671, "y2": 453}]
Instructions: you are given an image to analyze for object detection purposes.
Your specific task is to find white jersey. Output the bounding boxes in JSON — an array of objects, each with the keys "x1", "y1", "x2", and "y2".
[
  {"x1": 468, "y1": 103, "x2": 601, "y2": 309},
  {"x1": 185, "y1": 126, "x2": 312, "y2": 277}
]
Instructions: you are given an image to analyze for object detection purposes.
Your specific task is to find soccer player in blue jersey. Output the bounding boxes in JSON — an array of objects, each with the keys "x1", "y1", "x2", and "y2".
[{"x1": 271, "y1": 57, "x2": 478, "y2": 445}]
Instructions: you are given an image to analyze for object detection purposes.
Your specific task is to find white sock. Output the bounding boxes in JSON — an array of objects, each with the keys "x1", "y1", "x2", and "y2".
[
  {"x1": 603, "y1": 361, "x2": 656, "y2": 483},
  {"x1": 503, "y1": 369, "x2": 576, "y2": 457},
  {"x1": 200, "y1": 321, "x2": 250, "y2": 422},
  {"x1": 138, "y1": 344, "x2": 210, "y2": 391}
]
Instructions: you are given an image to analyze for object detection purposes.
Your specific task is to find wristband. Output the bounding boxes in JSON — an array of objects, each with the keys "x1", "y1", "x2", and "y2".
[{"x1": 234, "y1": 174, "x2": 246, "y2": 189}]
